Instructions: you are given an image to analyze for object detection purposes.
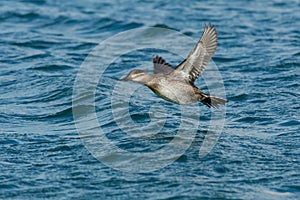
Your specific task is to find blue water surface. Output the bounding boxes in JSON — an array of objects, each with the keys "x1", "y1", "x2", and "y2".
[{"x1": 0, "y1": 0, "x2": 299, "y2": 199}]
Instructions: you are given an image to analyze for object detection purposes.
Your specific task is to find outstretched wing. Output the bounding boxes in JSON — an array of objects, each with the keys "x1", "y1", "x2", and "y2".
[
  {"x1": 153, "y1": 55, "x2": 174, "y2": 74},
  {"x1": 174, "y1": 24, "x2": 217, "y2": 83}
]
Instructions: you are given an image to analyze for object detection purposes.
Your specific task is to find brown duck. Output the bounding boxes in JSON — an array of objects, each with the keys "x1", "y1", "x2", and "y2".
[{"x1": 121, "y1": 24, "x2": 227, "y2": 108}]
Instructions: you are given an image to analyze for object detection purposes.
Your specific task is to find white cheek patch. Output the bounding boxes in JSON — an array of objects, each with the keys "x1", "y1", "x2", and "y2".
[{"x1": 131, "y1": 74, "x2": 139, "y2": 79}]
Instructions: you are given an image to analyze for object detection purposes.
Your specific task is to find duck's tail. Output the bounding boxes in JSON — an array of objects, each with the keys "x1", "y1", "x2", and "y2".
[{"x1": 198, "y1": 94, "x2": 227, "y2": 108}]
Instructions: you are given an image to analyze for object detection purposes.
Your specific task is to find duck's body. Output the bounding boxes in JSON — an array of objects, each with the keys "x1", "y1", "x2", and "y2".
[
  {"x1": 121, "y1": 24, "x2": 227, "y2": 108},
  {"x1": 147, "y1": 77, "x2": 197, "y2": 104}
]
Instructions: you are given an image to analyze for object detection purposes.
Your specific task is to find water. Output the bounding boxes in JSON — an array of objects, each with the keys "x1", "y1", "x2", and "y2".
[{"x1": 1, "y1": 0, "x2": 299, "y2": 199}]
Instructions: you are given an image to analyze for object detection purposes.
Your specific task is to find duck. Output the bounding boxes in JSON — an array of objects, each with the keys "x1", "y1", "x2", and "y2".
[{"x1": 121, "y1": 24, "x2": 227, "y2": 108}]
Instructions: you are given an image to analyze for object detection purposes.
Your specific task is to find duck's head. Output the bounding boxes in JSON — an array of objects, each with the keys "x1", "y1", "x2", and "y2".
[{"x1": 120, "y1": 69, "x2": 149, "y2": 83}]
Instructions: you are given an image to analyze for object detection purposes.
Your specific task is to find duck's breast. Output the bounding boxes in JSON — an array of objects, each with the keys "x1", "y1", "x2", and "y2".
[{"x1": 147, "y1": 78, "x2": 197, "y2": 104}]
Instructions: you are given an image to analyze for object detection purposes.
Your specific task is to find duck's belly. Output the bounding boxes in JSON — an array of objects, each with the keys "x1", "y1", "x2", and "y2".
[{"x1": 147, "y1": 79, "x2": 197, "y2": 104}]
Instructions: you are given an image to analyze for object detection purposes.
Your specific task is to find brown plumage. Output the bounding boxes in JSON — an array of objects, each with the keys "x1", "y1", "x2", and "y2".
[{"x1": 121, "y1": 24, "x2": 227, "y2": 108}]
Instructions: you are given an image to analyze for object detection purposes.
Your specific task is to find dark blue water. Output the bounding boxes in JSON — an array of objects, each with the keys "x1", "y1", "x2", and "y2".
[{"x1": 1, "y1": 0, "x2": 299, "y2": 199}]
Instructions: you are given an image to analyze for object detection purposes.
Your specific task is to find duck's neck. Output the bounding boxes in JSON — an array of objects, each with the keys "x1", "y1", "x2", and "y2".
[{"x1": 133, "y1": 73, "x2": 155, "y2": 85}]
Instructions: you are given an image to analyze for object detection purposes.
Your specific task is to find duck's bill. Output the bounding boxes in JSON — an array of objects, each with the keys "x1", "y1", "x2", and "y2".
[{"x1": 120, "y1": 76, "x2": 129, "y2": 81}]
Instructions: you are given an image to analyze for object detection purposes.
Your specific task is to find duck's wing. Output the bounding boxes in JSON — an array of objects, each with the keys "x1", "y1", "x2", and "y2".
[
  {"x1": 174, "y1": 24, "x2": 217, "y2": 83},
  {"x1": 153, "y1": 55, "x2": 174, "y2": 74}
]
